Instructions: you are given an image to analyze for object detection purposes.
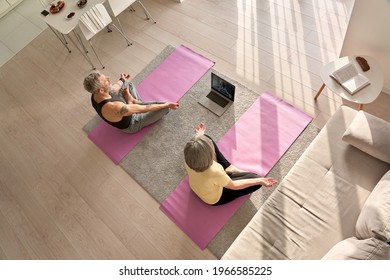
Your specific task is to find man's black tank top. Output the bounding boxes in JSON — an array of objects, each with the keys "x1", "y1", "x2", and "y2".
[{"x1": 91, "y1": 94, "x2": 131, "y2": 129}]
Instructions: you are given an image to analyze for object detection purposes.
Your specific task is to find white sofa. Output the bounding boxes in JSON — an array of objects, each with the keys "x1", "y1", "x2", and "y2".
[{"x1": 222, "y1": 105, "x2": 390, "y2": 260}]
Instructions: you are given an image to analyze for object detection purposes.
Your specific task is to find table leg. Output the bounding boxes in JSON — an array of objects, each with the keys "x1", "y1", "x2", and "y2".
[
  {"x1": 314, "y1": 83, "x2": 326, "y2": 100},
  {"x1": 67, "y1": 31, "x2": 96, "y2": 69},
  {"x1": 358, "y1": 104, "x2": 363, "y2": 110},
  {"x1": 47, "y1": 24, "x2": 71, "y2": 53}
]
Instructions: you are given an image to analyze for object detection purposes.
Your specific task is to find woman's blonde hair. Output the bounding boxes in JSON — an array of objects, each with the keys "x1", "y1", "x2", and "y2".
[{"x1": 184, "y1": 135, "x2": 215, "y2": 172}]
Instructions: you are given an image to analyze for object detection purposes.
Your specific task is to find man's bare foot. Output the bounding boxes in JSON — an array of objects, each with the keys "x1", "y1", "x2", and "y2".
[
  {"x1": 225, "y1": 164, "x2": 246, "y2": 174},
  {"x1": 195, "y1": 123, "x2": 206, "y2": 136}
]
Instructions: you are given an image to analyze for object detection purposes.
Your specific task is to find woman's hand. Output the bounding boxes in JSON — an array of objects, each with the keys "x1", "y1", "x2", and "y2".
[
  {"x1": 225, "y1": 177, "x2": 277, "y2": 190},
  {"x1": 195, "y1": 123, "x2": 206, "y2": 136},
  {"x1": 260, "y1": 178, "x2": 278, "y2": 187}
]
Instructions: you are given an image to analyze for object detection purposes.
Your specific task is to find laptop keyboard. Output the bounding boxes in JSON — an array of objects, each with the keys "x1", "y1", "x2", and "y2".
[{"x1": 207, "y1": 92, "x2": 229, "y2": 108}]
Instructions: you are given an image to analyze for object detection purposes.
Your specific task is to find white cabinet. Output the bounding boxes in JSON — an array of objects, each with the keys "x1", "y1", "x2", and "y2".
[{"x1": 0, "y1": 0, "x2": 23, "y2": 19}]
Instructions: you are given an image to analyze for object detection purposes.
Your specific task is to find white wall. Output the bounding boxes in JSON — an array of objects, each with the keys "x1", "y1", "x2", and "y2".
[{"x1": 340, "y1": 0, "x2": 390, "y2": 94}]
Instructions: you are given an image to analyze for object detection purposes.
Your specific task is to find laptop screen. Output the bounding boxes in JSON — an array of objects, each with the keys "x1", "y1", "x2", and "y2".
[{"x1": 211, "y1": 73, "x2": 235, "y2": 101}]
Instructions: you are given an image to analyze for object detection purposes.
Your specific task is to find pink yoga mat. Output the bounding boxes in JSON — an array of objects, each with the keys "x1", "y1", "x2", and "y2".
[
  {"x1": 88, "y1": 45, "x2": 215, "y2": 164},
  {"x1": 160, "y1": 92, "x2": 312, "y2": 249}
]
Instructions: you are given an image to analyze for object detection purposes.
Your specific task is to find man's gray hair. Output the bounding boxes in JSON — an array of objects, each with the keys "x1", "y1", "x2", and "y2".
[
  {"x1": 184, "y1": 135, "x2": 215, "y2": 172},
  {"x1": 83, "y1": 70, "x2": 102, "y2": 94}
]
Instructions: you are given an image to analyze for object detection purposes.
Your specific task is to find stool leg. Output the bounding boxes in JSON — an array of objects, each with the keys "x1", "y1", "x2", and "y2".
[{"x1": 314, "y1": 83, "x2": 326, "y2": 100}]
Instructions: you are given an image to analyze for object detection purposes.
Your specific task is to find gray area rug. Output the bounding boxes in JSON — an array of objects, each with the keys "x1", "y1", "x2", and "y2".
[{"x1": 83, "y1": 45, "x2": 320, "y2": 259}]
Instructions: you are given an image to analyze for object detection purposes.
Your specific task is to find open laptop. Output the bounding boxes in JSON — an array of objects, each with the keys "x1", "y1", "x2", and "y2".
[{"x1": 198, "y1": 73, "x2": 235, "y2": 116}]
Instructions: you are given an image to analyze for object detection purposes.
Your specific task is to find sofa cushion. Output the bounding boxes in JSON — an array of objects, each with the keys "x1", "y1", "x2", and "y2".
[
  {"x1": 356, "y1": 170, "x2": 390, "y2": 242},
  {"x1": 322, "y1": 237, "x2": 390, "y2": 260},
  {"x1": 222, "y1": 106, "x2": 390, "y2": 260},
  {"x1": 342, "y1": 110, "x2": 390, "y2": 164}
]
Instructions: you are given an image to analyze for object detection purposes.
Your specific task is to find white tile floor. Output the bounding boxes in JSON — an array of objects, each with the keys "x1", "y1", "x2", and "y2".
[{"x1": 0, "y1": 0, "x2": 47, "y2": 67}]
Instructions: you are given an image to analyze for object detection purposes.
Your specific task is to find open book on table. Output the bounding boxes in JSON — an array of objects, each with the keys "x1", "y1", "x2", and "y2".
[{"x1": 329, "y1": 62, "x2": 370, "y2": 95}]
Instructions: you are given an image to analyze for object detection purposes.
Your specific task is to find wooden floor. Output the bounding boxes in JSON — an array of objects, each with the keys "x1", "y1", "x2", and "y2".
[{"x1": 1, "y1": 0, "x2": 389, "y2": 260}]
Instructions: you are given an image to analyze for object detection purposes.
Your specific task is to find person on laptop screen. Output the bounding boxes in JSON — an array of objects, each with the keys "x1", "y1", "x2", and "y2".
[
  {"x1": 83, "y1": 70, "x2": 179, "y2": 133},
  {"x1": 213, "y1": 80, "x2": 234, "y2": 100},
  {"x1": 184, "y1": 123, "x2": 277, "y2": 205}
]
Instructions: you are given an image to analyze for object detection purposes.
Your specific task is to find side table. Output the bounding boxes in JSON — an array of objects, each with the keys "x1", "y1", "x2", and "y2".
[{"x1": 314, "y1": 55, "x2": 384, "y2": 110}]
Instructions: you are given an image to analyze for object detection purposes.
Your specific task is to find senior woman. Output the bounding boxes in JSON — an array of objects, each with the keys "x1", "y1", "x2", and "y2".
[{"x1": 184, "y1": 123, "x2": 277, "y2": 205}]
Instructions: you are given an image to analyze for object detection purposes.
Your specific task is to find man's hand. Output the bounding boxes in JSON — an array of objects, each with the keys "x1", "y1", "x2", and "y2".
[
  {"x1": 167, "y1": 102, "x2": 180, "y2": 109},
  {"x1": 120, "y1": 73, "x2": 130, "y2": 80}
]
